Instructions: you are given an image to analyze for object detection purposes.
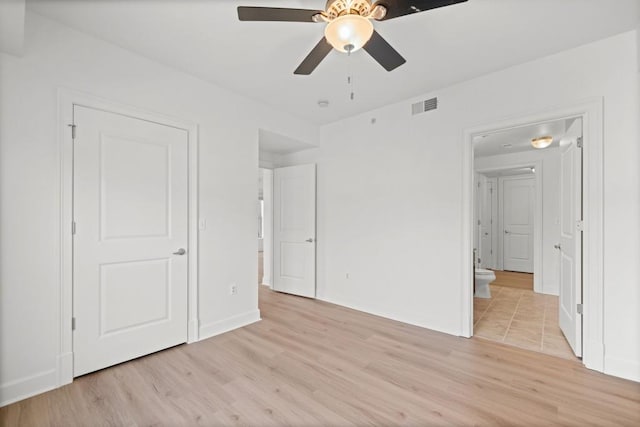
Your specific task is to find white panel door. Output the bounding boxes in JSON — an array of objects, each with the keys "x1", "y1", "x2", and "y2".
[
  {"x1": 480, "y1": 179, "x2": 495, "y2": 269},
  {"x1": 558, "y1": 124, "x2": 583, "y2": 357},
  {"x1": 73, "y1": 105, "x2": 188, "y2": 376},
  {"x1": 273, "y1": 164, "x2": 316, "y2": 298},
  {"x1": 502, "y1": 176, "x2": 534, "y2": 273}
]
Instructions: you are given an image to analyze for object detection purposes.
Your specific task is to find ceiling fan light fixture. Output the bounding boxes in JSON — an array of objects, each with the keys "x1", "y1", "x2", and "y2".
[
  {"x1": 324, "y1": 14, "x2": 374, "y2": 53},
  {"x1": 531, "y1": 135, "x2": 553, "y2": 149}
]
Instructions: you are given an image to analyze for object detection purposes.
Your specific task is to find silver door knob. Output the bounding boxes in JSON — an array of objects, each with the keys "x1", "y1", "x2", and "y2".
[
  {"x1": 504, "y1": 230, "x2": 510, "y2": 234},
  {"x1": 173, "y1": 248, "x2": 186, "y2": 255},
  {"x1": 305, "y1": 238, "x2": 314, "y2": 243},
  {"x1": 554, "y1": 244, "x2": 561, "y2": 250}
]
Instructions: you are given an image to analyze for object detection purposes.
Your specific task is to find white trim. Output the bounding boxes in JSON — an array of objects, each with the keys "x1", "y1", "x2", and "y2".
[
  {"x1": 604, "y1": 356, "x2": 640, "y2": 382},
  {"x1": 58, "y1": 88, "x2": 200, "y2": 388},
  {"x1": 199, "y1": 310, "x2": 262, "y2": 340},
  {"x1": 477, "y1": 164, "x2": 542, "y2": 292},
  {"x1": 461, "y1": 98, "x2": 604, "y2": 374},
  {"x1": 0, "y1": 369, "x2": 57, "y2": 407}
]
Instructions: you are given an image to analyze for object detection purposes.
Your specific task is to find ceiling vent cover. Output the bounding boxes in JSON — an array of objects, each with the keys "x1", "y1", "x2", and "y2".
[{"x1": 411, "y1": 97, "x2": 438, "y2": 115}]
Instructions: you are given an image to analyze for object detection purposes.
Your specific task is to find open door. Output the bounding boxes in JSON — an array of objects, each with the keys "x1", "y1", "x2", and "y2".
[
  {"x1": 558, "y1": 118, "x2": 583, "y2": 357},
  {"x1": 273, "y1": 164, "x2": 316, "y2": 298}
]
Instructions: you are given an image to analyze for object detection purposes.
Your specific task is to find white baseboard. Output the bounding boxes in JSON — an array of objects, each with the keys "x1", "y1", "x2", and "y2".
[
  {"x1": 0, "y1": 369, "x2": 57, "y2": 407},
  {"x1": 198, "y1": 309, "x2": 261, "y2": 341},
  {"x1": 317, "y1": 295, "x2": 460, "y2": 337},
  {"x1": 605, "y1": 355, "x2": 640, "y2": 382}
]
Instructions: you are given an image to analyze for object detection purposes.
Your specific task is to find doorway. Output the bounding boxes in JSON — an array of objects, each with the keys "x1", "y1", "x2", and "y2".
[
  {"x1": 258, "y1": 168, "x2": 273, "y2": 287},
  {"x1": 470, "y1": 117, "x2": 583, "y2": 360},
  {"x1": 257, "y1": 130, "x2": 318, "y2": 299},
  {"x1": 461, "y1": 99, "x2": 604, "y2": 372},
  {"x1": 59, "y1": 91, "x2": 200, "y2": 386}
]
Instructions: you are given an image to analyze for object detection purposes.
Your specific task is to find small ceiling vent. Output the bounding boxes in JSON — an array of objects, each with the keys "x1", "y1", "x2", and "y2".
[{"x1": 411, "y1": 97, "x2": 438, "y2": 115}]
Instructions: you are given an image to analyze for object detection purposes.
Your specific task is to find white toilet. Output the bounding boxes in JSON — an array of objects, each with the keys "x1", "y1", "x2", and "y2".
[{"x1": 475, "y1": 268, "x2": 496, "y2": 298}]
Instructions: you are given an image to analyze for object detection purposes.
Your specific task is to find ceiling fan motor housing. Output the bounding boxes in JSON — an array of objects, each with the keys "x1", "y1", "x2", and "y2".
[{"x1": 325, "y1": 0, "x2": 373, "y2": 18}]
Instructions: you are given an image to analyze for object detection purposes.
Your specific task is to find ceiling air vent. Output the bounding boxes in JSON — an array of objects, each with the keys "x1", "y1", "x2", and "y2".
[{"x1": 411, "y1": 97, "x2": 438, "y2": 115}]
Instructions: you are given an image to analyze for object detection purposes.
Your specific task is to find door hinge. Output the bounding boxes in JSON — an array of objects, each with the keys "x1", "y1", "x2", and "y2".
[
  {"x1": 72, "y1": 221, "x2": 76, "y2": 235},
  {"x1": 68, "y1": 124, "x2": 76, "y2": 139},
  {"x1": 576, "y1": 220, "x2": 584, "y2": 231},
  {"x1": 577, "y1": 136, "x2": 583, "y2": 148},
  {"x1": 477, "y1": 220, "x2": 481, "y2": 225},
  {"x1": 72, "y1": 317, "x2": 76, "y2": 330},
  {"x1": 577, "y1": 303, "x2": 583, "y2": 315}
]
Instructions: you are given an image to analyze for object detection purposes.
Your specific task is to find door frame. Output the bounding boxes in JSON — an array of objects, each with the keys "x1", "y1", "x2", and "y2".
[
  {"x1": 57, "y1": 89, "x2": 200, "y2": 387},
  {"x1": 461, "y1": 98, "x2": 604, "y2": 373},
  {"x1": 476, "y1": 166, "x2": 541, "y2": 288}
]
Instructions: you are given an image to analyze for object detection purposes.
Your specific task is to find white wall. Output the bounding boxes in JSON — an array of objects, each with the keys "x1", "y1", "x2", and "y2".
[
  {"x1": 0, "y1": 0, "x2": 25, "y2": 55},
  {"x1": 476, "y1": 148, "x2": 561, "y2": 295},
  {"x1": 0, "y1": 12, "x2": 318, "y2": 405},
  {"x1": 283, "y1": 30, "x2": 640, "y2": 381}
]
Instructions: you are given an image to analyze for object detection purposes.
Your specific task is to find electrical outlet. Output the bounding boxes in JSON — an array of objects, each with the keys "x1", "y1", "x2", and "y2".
[{"x1": 230, "y1": 284, "x2": 238, "y2": 295}]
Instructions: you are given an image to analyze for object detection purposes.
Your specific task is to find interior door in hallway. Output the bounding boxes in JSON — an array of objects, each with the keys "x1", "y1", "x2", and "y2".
[
  {"x1": 73, "y1": 105, "x2": 188, "y2": 376},
  {"x1": 273, "y1": 164, "x2": 316, "y2": 298},
  {"x1": 558, "y1": 118, "x2": 583, "y2": 357},
  {"x1": 502, "y1": 176, "x2": 534, "y2": 273},
  {"x1": 480, "y1": 178, "x2": 496, "y2": 269}
]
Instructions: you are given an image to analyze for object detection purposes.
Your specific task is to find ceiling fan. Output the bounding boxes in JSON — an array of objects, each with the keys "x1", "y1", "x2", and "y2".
[{"x1": 237, "y1": 0, "x2": 468, "y2": 75}]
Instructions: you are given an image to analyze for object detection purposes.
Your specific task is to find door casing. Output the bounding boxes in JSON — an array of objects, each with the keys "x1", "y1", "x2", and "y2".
[
  {"x1": 461, "y1": 98, "x2": 604, "y2": 374},
  {"x1": 58, "y1": 89, "x2": 200, "y2": 388}
]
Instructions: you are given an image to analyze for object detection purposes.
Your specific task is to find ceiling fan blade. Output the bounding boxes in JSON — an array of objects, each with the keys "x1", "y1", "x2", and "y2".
[
  {"x1": 294, "y1": 37, "x2": 333, "y2": 75},
  {"x1": 373, "y1": 0, "x2": 467, "y2": 21},
  {"x1": 237, "y1": 7, "x2": 323, "y2": 22},
  {"x1": 363, "y1": 30, "x2": 406, "y2": 72}
]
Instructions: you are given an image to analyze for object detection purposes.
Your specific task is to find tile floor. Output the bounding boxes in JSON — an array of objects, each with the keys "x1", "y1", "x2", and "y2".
[{"x1": 474, "y1": 284, "x2": 576, "y2": 359}]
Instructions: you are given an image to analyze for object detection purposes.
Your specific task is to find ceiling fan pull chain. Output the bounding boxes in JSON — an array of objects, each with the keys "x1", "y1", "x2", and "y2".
[{"x1": 347, "y1": 46, "x2": 355, "y2": 101}]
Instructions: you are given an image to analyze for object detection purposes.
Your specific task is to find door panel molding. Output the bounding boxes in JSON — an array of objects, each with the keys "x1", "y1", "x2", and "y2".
[
  {"x1": 462, "y1": 98, "x2": 604, "y2": 374},
  {"x1": 58, "y1": 89, "x2": 199, "y2": 386}
]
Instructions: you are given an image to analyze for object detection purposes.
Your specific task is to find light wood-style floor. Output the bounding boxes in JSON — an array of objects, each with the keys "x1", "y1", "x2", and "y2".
[
  {"x1": 491, "y1": 270, "x2": 533, "y2": 290},
  {"x1": 2, "y1": 287, "x2": 639, "y2": 426}
]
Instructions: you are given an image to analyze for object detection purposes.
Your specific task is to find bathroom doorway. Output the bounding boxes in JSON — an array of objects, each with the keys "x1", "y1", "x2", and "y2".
[
  {"x1": 258, "y1": 168, "x2": 273, "y2": 287},
  {"x1": 470, "y1": 116, "x2": 584, "y2": 360}
]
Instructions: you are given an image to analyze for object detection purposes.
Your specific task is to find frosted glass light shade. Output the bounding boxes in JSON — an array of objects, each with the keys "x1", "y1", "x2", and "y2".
[
  {"x1": 324, "y1": 15, "x2": 374, "y2": 53},
  {"x1": 531, "y1": 136, "x2": 553, "y2": 149}
]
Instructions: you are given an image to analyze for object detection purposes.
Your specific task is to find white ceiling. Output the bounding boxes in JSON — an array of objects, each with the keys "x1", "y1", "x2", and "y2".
[
  {"x1": 28, "y1": 0, "x2": 640, "y2": 124},
  {"x1": 473, "y1": 118, "x2": 567, "y2": 158},
  {"x1": 258, "y1": 128, "x2": 316, "y2": 154}
]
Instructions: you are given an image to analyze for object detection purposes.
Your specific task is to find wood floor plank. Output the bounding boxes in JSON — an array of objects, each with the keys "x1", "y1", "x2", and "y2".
[{"x1": 2, "y1": 286, "x2": 639, "y2": 426}]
